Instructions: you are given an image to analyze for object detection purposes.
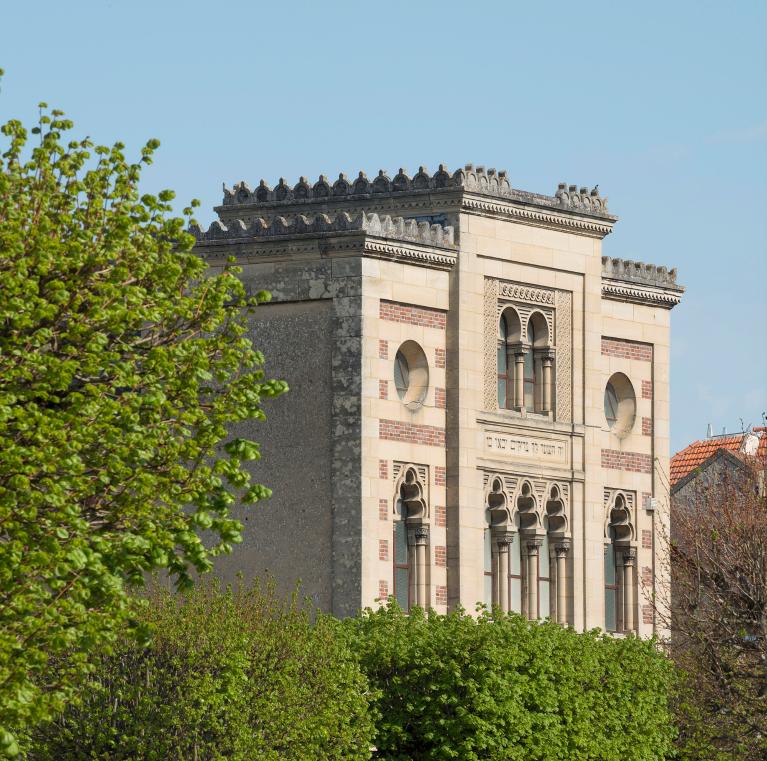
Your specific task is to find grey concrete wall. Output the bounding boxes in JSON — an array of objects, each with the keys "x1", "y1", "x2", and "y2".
[{"x1": 213, "y1": 299, "x2": 335, "y2": 610}]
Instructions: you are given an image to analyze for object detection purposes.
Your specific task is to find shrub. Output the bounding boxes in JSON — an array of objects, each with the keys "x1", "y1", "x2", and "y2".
[
  {"x1": 28, "y1": 581, "x2": 373, "y2": 760},
  {"x1": 342, "y1": 604, "x2": 675, "y2": 761}
]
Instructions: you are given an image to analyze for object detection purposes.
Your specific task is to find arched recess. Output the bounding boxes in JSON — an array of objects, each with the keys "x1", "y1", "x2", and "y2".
[
  {"x1": 545, "y1": 484, "x2": 571, "y2": 625},
  {"x1": 514, "y1": 481, "x2": 544, "y2": 620},
  {"x1": 526, "y1": 311, "x2": 554, "y2": 414},
  {"x1": 604, "y1": 492, "x2": 637, "y2": 634},
  {"x1": 498, "y1": 309, "x2": 521, "y2": 409},
  {"x1": 393, "y1": 466, "x2": 430, "y2": 612},
  {"x1": 484, "y1": 476, "x2": 517, "y2": 614}
]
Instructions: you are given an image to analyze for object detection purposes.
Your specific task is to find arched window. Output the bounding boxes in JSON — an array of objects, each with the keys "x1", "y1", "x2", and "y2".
[
  {"x1": 604, "y1": 494, "x2": 636, "y2": 633},
  {"x1": 393, "y1": 468, "x2": 430, "y2": 611},
  {"x1": 539, "y1": 526, "x2": 551, "y2": 618},
  {"x1": 524, "y1": 320, "x2": 536, "y2": 411},
  {"x1": 604, "y1": 525, "x2": 618, "y2": 632},
  {"x1": 545, "y1": 485, "x2": 569, "y2": 625},
  {"x1": 497, "y1": 310, "x2": 519, "y2": 409},
  {"x1": 483, "y1": 527, "x2": 493, "y2": 607},
  {"x1": 393, "y1": 506, "x2": 411, "y2": 612},
  {"x1": 509, "y1": 520, "x2": 523, "y2": 613}
]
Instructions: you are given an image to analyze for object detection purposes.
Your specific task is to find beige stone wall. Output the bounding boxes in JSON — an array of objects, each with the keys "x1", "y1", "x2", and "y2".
[{"x1": 360, "y1": 257, "x2": 449, "y2": 611}]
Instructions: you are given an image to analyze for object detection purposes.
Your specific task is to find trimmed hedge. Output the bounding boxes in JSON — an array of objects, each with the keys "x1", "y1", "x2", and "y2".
[
  {"x1": 28, "y1": 589, "x2": 675, "y2": 760},
  {"x1": 28, "y1": 581, "x2": 373, "y2": 760},
  {"x1": 342, "y1": 604, "x2": 675, "y2": 761}
]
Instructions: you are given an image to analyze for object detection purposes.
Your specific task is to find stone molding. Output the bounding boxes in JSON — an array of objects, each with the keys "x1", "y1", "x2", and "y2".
[
  {"x1": 498, "y1": 282, "x2": 555, "y2": 305},
  {"x1": 190, "y1": 211, "x2": 456, "y2": 248},
  {"x1": 463, "y1": 196, "x2": 615, "y2": 238},
  {"x1": 601, "y1": 256, "x2": 684, "y2": 309},
  {"x1": 220, "y1": 163, "x2": 614, "y2": 219}
]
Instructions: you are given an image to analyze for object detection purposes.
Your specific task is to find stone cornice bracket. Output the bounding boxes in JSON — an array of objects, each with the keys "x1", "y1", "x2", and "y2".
[
  {"x1": 190, "y1": 211, "x2": 456, "y2": 249},
  {"x1": 601, "y1": 256, "x2": 685, "y2": 309}
]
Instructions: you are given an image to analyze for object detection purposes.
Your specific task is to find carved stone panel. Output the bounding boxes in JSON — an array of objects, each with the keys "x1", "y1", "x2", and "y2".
[
  {"x1": 554, "y1": 289, "x2": 572, "y2": 423},
  {"x1": 483, "y1": 278, "x2": 499, "y2": 411}
]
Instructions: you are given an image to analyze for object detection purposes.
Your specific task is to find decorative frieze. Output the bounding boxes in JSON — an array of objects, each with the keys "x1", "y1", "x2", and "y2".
[{"x1": 498, "y1": 282, "x2": 555, "y2": 305}]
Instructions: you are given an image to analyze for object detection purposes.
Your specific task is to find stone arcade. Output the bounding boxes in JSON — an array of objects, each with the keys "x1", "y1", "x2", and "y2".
[{"x1": 192, "y1": 164, "x2": 684, "y2": 637}]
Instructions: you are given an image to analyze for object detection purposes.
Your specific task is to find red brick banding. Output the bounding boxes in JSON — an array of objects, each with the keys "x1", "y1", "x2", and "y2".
[
  {"x1": 379, "y1": 499, "x2": 389, "y2": 521},
  {"x1": 380, "y1": 300, "x2": 446, "y2": 330},
  {"x1": 434, "y1": 505, "x2": 446, "y2": 527},
  {"x1": 642, "y1": 416, "x2": 652, "y2": 436},
  {"x1": 435, "y1": 387, "x2": 446, "y2": 409},
  {"x1": 642, "y1": 529, "x2": 652, "y2": 549},
  {"x1": 601, "y1": 448, "x2": 652, "y2": 474},
  {"x1": 434, "y1": 466, "x2": 446, "y2": 486},
  {"x1": 379, "y1": 419, "x2": 446, "y2": 448},
  {"x1": 434, "y1": 546, "x2": 447, "y2": 567},
  {"x1": 378, "y1": 580, "x2": 388, "y2": 601},
  {"x1": 379, "y1": 460, "x2": 388, "y2": 479},
  {"x1": 642, "y1": 604, "x2": 654, "y2": 625},
  {"x1": 641, "y1": 566, "x2": 653, "y2": 587},
  {"x1": 434, "y1": 347, "x2": 446, "y2": 368},
  {"x1": 436, "y1": 585, "x2": 448, "y2": 605},
  {"x1": 601, "y1": 337, "x2": 652, "y2": 362},
  {"x1": 379, "y1": 379, "x2": 388, "y2": 400},
  {"x1": 642, "y1": 380, "x2": 653, "y2": 400},
  {"x1": 378, "y1": 539, "x2": 389, "y2": 561},
  {"x1": 379, "y1": 339, "x2": 388, "y2": 360}
]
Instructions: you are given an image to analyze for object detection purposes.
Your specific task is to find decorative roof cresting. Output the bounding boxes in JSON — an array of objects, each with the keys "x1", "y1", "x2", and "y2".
[
  {"x1": 219, "y1": 164, "x2": 613, "y2": 218},
  {"x1": 601, "y1": 256, "x2": 682, "y2": 290},
  {"x1": 190, "y1": 211, "x2": 456, "y2": 248}
]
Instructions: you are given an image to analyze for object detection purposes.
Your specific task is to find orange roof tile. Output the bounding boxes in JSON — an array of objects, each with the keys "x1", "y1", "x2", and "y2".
[{"x1": 670, "y1": 432, "x2": 765, "y2": 486}]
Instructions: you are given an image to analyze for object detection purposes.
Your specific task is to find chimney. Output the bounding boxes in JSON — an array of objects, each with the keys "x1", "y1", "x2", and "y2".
[
  {"x1": 706, "y1": 423, "x2": 712, "y2": 438},
  {"x1": 722, "y1": 426, "x2": 727, "y2": 435}
]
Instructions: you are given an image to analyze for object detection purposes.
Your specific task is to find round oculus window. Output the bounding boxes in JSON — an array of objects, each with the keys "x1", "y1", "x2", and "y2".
[
  {"x1": 604, "y1": 372, "x2": 636, "y2": 437},
  {"x1": 393, "y1": 341, "x2": 429, "y2": 409}
]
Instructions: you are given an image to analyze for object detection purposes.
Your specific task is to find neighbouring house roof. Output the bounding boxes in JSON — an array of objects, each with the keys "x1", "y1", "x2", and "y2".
[{"x1": 670, "y1": 428, "x2": 767, "y2": 489}]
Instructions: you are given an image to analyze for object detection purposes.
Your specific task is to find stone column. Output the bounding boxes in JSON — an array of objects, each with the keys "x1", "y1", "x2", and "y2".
[
  {"x1": 526, "y1": 538, "x2": 543, "y2": 620},
  {"x1": 412, "y1": 525, "x2": 430, "y2": 608},
  {"x1": 554, "y1": 541, "x2": 570, "y2": 626},
  {"x1": 513, "y1": 347, "x2": 525, "y2": 409},
  {"x1": 541, "y1": 351, "x2": 555, "y2": 413},
  {"x1": 494, "y1": 532, "x2": 514, "y2": 614},
  {"x1": 622, "y1": 547, "x2": 636, "y2": 634}
]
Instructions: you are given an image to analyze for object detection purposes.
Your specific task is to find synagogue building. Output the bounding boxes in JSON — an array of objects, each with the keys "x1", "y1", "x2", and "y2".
[{"x1": 192, "y1": 163, "x2": 684, "y2": 636}]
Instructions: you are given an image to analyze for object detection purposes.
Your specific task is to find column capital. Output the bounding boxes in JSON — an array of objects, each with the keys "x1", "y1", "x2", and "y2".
[
  {"x1": 493, "y1": 530, "x2": 515, "y2": 551},
  {"x1": 538, "y1": 347, "x2": 556, "y2": 364},
  {"x1": 621, "y1": 546, "x2": 637, "y2": 563},
  {"x1": 510, "y1": 342, "x2": 529, "y2": 358},
  {"x1": 409, "y1": 524, "x2": 430, "y2": 546},
  {"x1": 554, "y1": 540, "x2": 571, "y2": 558},
  {"x1": 525, "y1": 537, "x2": 544, "y2": 555}
]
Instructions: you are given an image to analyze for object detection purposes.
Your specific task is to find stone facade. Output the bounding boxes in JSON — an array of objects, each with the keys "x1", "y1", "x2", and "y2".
[{"x1": 194, "y1": 163, "x2": 684, "y2": 636}]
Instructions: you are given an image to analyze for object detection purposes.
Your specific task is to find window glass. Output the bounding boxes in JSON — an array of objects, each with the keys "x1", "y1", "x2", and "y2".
[
  {"x1": 539, "y1": 577, "x2": 550, "y2": 620},
  {"x1": 394, "y1": 351, "x2": 410, "y2": 400},
  {"x1": 510, "y1": 536, "x2": 522, "y2": 613},
  {"x1": 524, "y1": 320, "x2": 535, "y2": 411},
  {"x1": 394, "y1": 520, "x2": 408, "y2": 565},
  {"x1": 604, "y1": 382, "x2": 618, "y2": 426},
  {"x1": 394, "y1": 521, "x2": 409, "y2": 612},
  {"x1": 497, "y1": 378, "x2": 507, "y2": 409},
  {"x1": 604, "y1": 527, "x2": 617, "y2": 631}
]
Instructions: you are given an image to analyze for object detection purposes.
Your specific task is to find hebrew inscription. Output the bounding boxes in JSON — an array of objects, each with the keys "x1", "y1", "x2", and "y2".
[{"x1": 484, "y1": 432, "x2": 568, "y2": 465}]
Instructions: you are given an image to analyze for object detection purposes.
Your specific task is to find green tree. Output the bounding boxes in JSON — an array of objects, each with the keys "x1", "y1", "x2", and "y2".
[{"x1": 0, "y1": 80, "x2": 286, "y2": 754}]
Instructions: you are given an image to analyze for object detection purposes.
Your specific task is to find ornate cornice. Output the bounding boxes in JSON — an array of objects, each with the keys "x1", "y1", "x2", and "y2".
[
  {"x1": 601, "y1": 281, "x2": 683, "y2": 309},
  {"x1": 498, "y1": 282, "x2": 555, "y2": 305},
  {"x1": 462, "y1": 195, "x2": 616, "y2": 239},
  {"x1": 601, "y1": 256, "x2": 684, "y2": 309}
]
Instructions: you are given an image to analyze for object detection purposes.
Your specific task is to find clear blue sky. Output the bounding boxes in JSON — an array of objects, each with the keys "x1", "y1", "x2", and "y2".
[{"x1": 2, "y1": 0, "x2": 765, "y2": 453}]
